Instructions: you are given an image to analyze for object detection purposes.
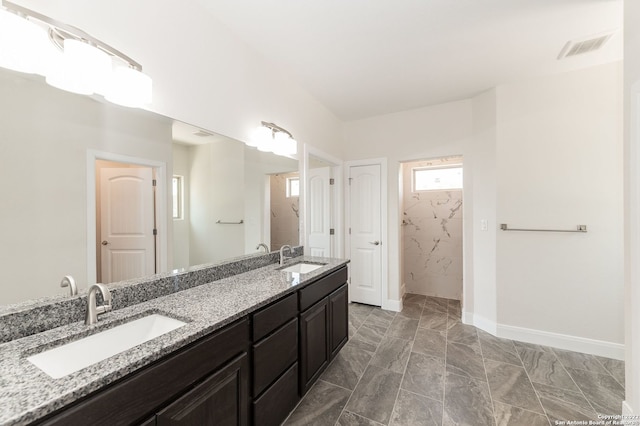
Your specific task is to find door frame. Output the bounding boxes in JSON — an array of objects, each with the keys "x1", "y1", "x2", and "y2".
[
  {"x1": 344, "y1": 158, "x2": 388, "y2": 308},
  {"x1": 87, "y1": 150, "x2": 168, "y2": 285}
]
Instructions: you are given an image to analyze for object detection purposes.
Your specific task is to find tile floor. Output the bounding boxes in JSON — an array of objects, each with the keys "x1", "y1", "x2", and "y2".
[{"x1": 283, "y1": 294, "x2": 626, "y2": 426}]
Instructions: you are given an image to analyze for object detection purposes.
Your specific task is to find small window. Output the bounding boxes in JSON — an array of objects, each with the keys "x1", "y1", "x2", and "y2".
[
  {"x1": 413, "y1": 166, "x2": 463, "y2": 191},
  {"x1": 286, "y1": 177, "x2": 299, "y2": 198},
  {"x1": 172, "y1": 176, "x2": 183, "y2": 219}
]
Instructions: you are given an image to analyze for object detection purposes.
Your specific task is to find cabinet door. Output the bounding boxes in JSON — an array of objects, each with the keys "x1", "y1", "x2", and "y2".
[
  {"x1": 299, "y1": 298, "x2": 329, "y2": 395},
  {"x1": 329, "y1": 284, "x2": 349, "y2": 358},
  {"x1": 156, "y1": 353, "x2": 249, "y2": 426}
]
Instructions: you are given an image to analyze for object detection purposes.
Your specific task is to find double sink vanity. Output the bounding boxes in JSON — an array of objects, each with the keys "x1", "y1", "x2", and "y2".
[{"x1": 0, "y1": 249, "x2": 349, "y2": 425}]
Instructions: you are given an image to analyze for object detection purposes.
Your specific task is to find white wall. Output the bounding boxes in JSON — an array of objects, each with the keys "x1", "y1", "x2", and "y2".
[
  {"x1": 495, "y1": 62, "x2": 624, "y2": 356},
  {"x1": 624, "y1": 0, "x2": 640, "y2": 415},
  {"x1": 189, "y1": 141, "x2": 245, "y2": 265},
  {"x1": 343, "y1": 100, "x2": 475, "y2": 306},
  {"x1": 0, "y1": 70, "x2": 172, "y2": 305},
  {"x1": 172, "y1": 144, "x2": 191, "y2": 270},
  {"x1": 469, "y1": 89, "x2": 498, "y2": 332},
  {"x1": 11, "y1": 0, "x2": 344, "y2": 160}
]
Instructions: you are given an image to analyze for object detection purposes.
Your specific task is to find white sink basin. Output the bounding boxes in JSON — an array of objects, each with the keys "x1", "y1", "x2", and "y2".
[
  {"x1": 27, "y1": 314, "x2": 186, "y2": 379},
  {"x1": 280, "y1": 262, "x2": 325, "y2": 274}
]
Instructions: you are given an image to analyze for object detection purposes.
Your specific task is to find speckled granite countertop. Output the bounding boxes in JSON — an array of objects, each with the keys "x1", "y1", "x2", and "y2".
[{"x1": 0, "y1": 256, "x2": 349, "y2": 426}]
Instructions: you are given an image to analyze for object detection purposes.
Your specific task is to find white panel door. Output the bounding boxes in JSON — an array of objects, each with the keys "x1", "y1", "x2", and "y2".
[
  {"x1": 100, "y1": 168, "x2": 155, "y2": 283},
  {"x1": 308, "y1": 166, "x2": 331, "y2": 257},
  {"x1": 349, "y1": 164, "x2": 382, "y2": 305}
]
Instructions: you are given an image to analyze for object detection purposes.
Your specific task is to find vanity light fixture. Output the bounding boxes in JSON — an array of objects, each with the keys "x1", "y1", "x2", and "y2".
[
  {"x1": 250, "y1": 121, "x2": 297, "y2": 156},
  {"x1": 0, "y1": 0, "x2": 152, "y2": 108}
]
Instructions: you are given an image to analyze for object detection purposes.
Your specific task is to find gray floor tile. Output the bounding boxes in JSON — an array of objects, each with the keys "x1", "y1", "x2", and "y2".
[
  {"x1": 413, "y1": 328, "x2": 446, "y2": 359},
  {"x1": 354, "y1": 322, "x2": 387, "y2": 348},
  {"x1": 404, "y1": 293, "x2": 427, "y2": 306},
  {"x1": 370, "y1": 336, "x2": 413, "y2": 373},
  {"x1": 337, "y1": 411, "x2": 385, "y2": 426},
  {"x1": 387, "y1": 316, "x2": 419, "y2": 340},
  {"x1": 493, "y1": 402, "x2": 550, "y2": 426},
  {"x1": 448, "y1": 300, "x2": 462, "y2": 318},
  {"x1": 595, "y1": 356, "x2": 625, "y2": 387},
  {"x1": 398, "y1": 303, "x2": 422, "y2": 319},
  {"x1": 284, "y1": 380, "x2": 351, "y2": 426},
  {"x1": 443, "y1": 372, "x2": 495, "y2": 426},
  {"x1": 424, "y1": 297, "x2": 449, "y2": 314},
  {"x1": 447, "y1": 321, "x2": 480, "y2": 348},
  {"x1": 322, "y1": 344, "x2": 373, "y2": 390},
  {"x1": 532, "y1": 381, "x2": 598, "y2": 423},
  {"x1": 446, "y1": 341, "x2": 487, "y2": 381},
  {"x1": 368, "y1": 308, "x2": 396, "y2": 325},
  {"x1": 346, "y1": 365, "x2": 403, "y2": 425},
  {"x1": 566, "y1": 367, "x2": 626, "y2": 415},
  {"x1": 349, "y1": 303, "x2": 375, "y2": 317},
  {"x1": 485, "y1": 359, "x2": 544, "y2": 414},
  {"x1": 552, "y1": 348, "x2": 609, "y2": 374},
  {"x1": 478, "y1": 330, "x2": 522, "y2": 366},
  {"x1": 419, "y1": 310, "x2": 448, "y2": 331},
  {"x1": 349, "y1": 334, "x2": 379, "y2": 353},
  {"x1": 401, "y1": 352, "x2": 445, "y2": 401},
  {"x1": 390, "y1": 390, "x2": 443, "y2": 426},
  {"x1": 519, "y1": 347, "x2": 579, "y2": 392},
  {"x1": 513, "y1": 341, "x2": 555, "y2": 356}
]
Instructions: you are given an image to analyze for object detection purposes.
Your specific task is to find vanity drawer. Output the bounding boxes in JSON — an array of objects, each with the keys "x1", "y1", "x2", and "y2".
[
  {"x1": 252, "y1": 292, "x2": 298, "y2": 341},
  {"x1": 252, "y1": 362, "x2": 299, "y2": 426},
  {"x1": 252, "y1": 317, "x2": 298, "y2": 397},
  {"x1": 299, "y1": 267, "x2": 348, "y2": 311}
]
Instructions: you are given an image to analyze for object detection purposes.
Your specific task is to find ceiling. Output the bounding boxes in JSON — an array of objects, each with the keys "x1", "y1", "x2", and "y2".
[{"x1": 196, "y1": 0, "x2": 622, "y2": 121}]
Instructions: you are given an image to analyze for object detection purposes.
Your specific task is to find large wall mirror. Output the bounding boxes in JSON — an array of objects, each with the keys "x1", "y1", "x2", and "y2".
[{"x1": 0, "y1": 67, "x2": 299, "y2": 306}]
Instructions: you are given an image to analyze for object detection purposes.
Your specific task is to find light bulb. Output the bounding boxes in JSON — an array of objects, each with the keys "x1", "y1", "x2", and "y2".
[
  {"x1": 248, "y1": 126, "x2": 271, "y2": 148},
  {"x1": 46, "y1": 39, "x2": 112, "y2": 95},
  {"x1": 0, "y1": 9, "x2": 52, "y2": 75}
]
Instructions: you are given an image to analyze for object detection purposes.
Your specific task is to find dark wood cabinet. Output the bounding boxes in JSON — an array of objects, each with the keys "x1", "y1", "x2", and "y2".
[
  {"x1": 299, "y1": 298, "x2": 330, "y2": 394},
  {"x1": 36, "y1": 265, "x2": 349, "y2": 426},
  {"x1": 156, "y1": 353, "x2": 249, "y2": 426},
  {"x1": 329, "y1": 284, "x2": 349, "y2": 358}
]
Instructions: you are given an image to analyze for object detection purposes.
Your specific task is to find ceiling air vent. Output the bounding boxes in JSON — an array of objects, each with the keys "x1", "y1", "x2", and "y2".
[
  {"x1": 557, "y1": 32, "x2": 614, "y2": 60},
  {"x1": 192, "y1": 129, "x2": 213, "y2": 137}
]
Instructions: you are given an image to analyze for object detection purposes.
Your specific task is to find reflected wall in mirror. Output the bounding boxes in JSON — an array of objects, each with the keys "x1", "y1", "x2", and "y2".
[
  {"x1": 0, "y1": 66, "x2": 300, "y2": 306},
  {"x1": 171, "y1": 122, "x2": 299, "y2": 270}
]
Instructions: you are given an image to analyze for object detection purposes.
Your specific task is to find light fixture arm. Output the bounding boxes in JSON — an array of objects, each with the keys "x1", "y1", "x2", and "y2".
[
  {"x1": 261, "y1": 121, "x2": 294, "y2": 140},
  {"x1": 1, "y1": 0, "x2": 143, "y2": 71}
]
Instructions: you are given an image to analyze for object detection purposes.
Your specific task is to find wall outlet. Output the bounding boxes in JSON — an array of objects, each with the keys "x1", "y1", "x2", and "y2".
[{"x1": 480, "y1": 219, "x2": 488, "y2": 231}]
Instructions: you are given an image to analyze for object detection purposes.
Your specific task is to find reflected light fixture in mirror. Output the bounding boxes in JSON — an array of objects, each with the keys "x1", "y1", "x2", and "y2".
[
  {"x1": 0, "y1": 0, "x2": 152, "y2": 108},
  {"x1": 250, "y1": 121, "x2": 297, "y2": 156}
]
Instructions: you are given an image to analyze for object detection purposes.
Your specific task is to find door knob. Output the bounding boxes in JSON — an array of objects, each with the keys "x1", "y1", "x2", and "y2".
[
  {"x1": 369, "y1": 241, "x2": 381, "y2": 246},
  {"x1": 101, "y1": 240, "x2": 109, "y2": 246}
]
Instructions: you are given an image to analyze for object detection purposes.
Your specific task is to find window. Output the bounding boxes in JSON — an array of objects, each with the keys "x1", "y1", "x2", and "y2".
[
  {"x1": 286, "y1": 177, "x2": 299, "y2": 198},
  {"x1": 172, "y1": 175, "x2": 183, "y2": 219},
  {"x1": 413, "y1": 166, "x2": 463, "y2": 191}
]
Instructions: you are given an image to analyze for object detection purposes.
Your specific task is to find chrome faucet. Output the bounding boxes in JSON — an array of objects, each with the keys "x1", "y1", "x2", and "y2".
[
  {"x1": 60, "y1": 275, "x2": 77, "y2": 296},
  {"x1": 279, "y1": 245, "x2": 293, "y2": 266},
  {"x1": 256, "y1": 243, "x2": 269, "y2": 253},
  {"x1": 85, "y1": 284, "x2": 112, "y2": 325}
]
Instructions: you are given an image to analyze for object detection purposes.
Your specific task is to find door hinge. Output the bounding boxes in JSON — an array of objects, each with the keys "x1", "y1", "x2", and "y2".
[
  {"x1": 152, "y1": 179, "x2": 157, "y2": 187},
  {"x1": 329, "y1": 178, "x2": 335, "y2": 185},
  {"x1": 330, "y1": 228, "x2": 335, "y2": 235},
  {"x1": 348, "y1": 178, "x2": 352, "y2": 185},
  {"x1": 349, "y1": 228, "x2": 351, "y2": 235},
  {"x1": 153, "y1": 228, "x2": 157, "y2": 236}
]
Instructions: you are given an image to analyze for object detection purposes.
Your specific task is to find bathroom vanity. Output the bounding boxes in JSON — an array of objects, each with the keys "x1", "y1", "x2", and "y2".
[{"x1": 0, "y1": 253, "x2": 349, "y2": 426}]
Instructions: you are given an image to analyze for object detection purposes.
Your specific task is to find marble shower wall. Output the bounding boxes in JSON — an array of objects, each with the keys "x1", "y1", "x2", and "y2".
[
  {"x1": 402, "y1": 158, "x2": 463, "y2": 300},
  {"x1": 270, "y1": 172, "x2": 300, "y2": 251}
]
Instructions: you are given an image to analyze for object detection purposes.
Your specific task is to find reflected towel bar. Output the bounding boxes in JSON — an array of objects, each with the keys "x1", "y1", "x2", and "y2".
[
  {"x1": 216, "y1": 219, "x2": 244, "y2": 224},
  {"x1": 500, "y1": 224, "x2": 587, "y2": 233}
]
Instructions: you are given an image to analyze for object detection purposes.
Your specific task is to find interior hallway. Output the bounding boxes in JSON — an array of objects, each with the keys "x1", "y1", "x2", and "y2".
[{"x1": 284, "y1": 295, "x2": 626, "y2": 425}]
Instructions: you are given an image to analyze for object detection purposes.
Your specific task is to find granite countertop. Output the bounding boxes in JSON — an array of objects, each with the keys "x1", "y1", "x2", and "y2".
[{"x1": 0, "y1": 256, "x2": 349, "y2": 426}]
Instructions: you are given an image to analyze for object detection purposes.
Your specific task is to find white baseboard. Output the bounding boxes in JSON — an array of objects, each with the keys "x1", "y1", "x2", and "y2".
[
  {"x1": 472, "y1": 313, "x2": 497, "y2": 335},
  {"x1": 622, "y1": 400, "x2": 634, "y2": 416},
  {"x1": 497, "y1": 323, "x2": 625, "y2": 360},
  {"x1": 384, "y1": 298, "x2": 402, "y2": 312}
]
